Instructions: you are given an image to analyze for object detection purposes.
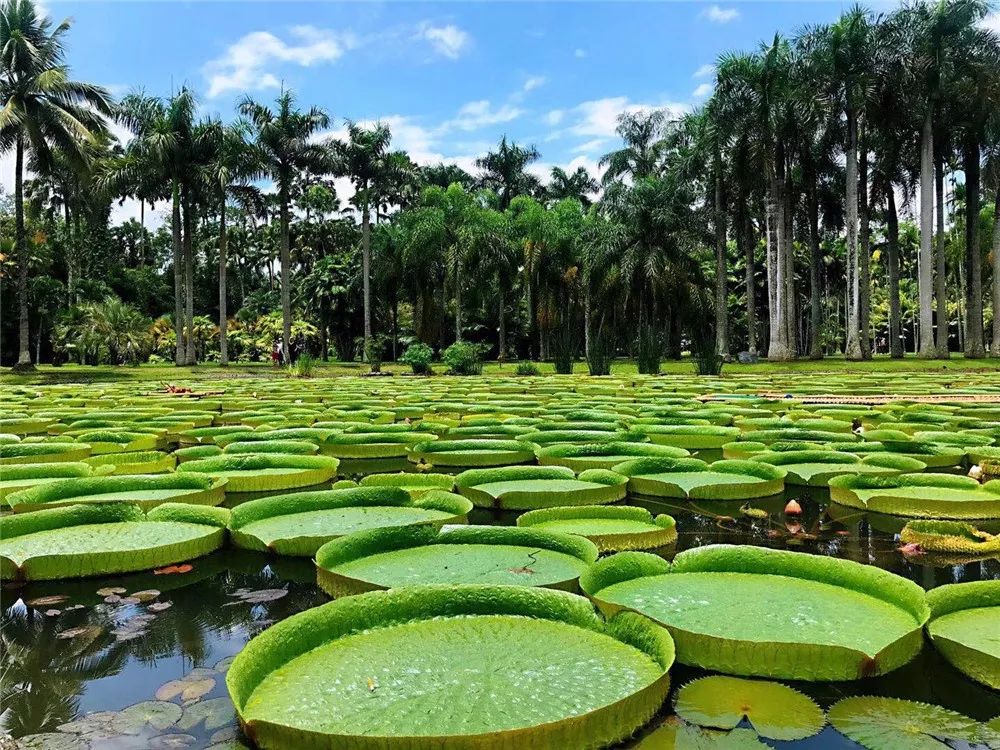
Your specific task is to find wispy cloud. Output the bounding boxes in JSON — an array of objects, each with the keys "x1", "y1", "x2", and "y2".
[
  {"x1": 416, "y1": 22, "x2": 471, "y2": 59},
  {"x1": 446, "y1": 100, "x2": 524, "y2": 131},
  {"x1": 701, "y1": 5, "x2": 740, "y2": 23},
  {"x1": 554, "y1": 96, "x2": 690, "y2": 140},
  {"x1": 693, "y1": 64, "x2": 716, "y2": 79},
  {"x1": 692, "y1": 82, "x2": 713, "y2": 98},
  {"x1": 574, "y1": 48, "x2": 587, "y2": 59},
  {"x1": 203, "y1": 25, "x2": 356, "y2": 98},
  {"x1": 523, "y1": 75, "x2": 547, "y2": 93}
]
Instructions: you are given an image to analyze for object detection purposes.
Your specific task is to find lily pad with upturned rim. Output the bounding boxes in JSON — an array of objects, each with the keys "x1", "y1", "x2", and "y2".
[
  {"x1": 516, "y1": 505, "x2": 677, "y2": 552},
  {"x1": 612, "y1": 458, "x2": 785, "y2": 500},
  {"x1": 315, "y1": 524, "x2": 599, "y2": 596},
  {"x1": 454, "y1": 465, "x2": 628, "y2": 509},
  {"x1": 6, "y1": 473, "x2": 227, "y2": 512},
  {"x1": 925, "y1": 580, "x2": 1000, "y2": 690},
  {"x1": 407, "y1": 439, "x2": 538, "y2": 468},
  {"x1": 226, "y1": 584, "x2": 674, "y2": 750},
  {"x1": 536, "y1": 441, "x2": 689, "y2": 471},
  {"x1": 754, "y1": 450, "x2": 925, "y2": 486},
  {"x1": 828, "y1": 473, "x2": 1000, "y2": 519},
  {"x1": 177, "y1": 453, "x2": 340, "y2": 492}
]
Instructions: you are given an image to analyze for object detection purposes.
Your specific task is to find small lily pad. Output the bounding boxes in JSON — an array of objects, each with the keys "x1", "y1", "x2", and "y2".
[
  {"x1": 156, "y1": 677, "x2": 216, "y2": 702},
  {"x1": 213, "y1": 656, "x2": 235, "y2": 673},
  {"x1": 149, "y1": 734, "x2": 196, "y2": 748},
  {"x1": 97, "y1": 587, "x2": 127, "y2": 596},
  {"x1": 176, "y1": 697, "x2": 234, "y2": 731},
  {"x1": 828, "y1": 696, "x2": 986, "y2": 749},
  {"x1": 149, "y1": 601, "x2": 172, "y2": 612},
  {"x1": 26, "y1": 595, "x2": 69, "y2": 607},
  {"x1": 119, "y1": 700, "x2": 183, "y2": 731},
  {"x1": 16, "y1": 733, "x2": 87, "y2": 750},
  {"x1": 227, "y1": 588, "x2": 287, "y2": 604},
  {"x1": 56, "y1": 625, "x2": 103, "y2": 641},
  {"x1": 131, "y1": 589, "x2": 161, "y2": 602},
  {"x1": 635, "y1": 719, "x2": 772, "y2": 748},
  {"x1": 674, "y1": 675, "x2": 824, "y2": 741}
]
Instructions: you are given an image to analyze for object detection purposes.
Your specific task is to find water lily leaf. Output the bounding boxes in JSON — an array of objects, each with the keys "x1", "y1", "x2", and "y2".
[
  {"x1": 148, "y1": 601, "x2": 172, "y2": 612},
  {"x1": 235, "y1": 588, "x2": 287, "y2": 603},
  {"x1": 114, "y1": 628, "x2": 147, "y2": 642},
  {"x1": 209, "y1": 726, "x2": 239, "y2": 743},
  {"x1": 16, "y1": 733, "x2": 87, "y2": 750},
  {"x1": 156, "y1": 677, "x2": 215, "y2": 702},
  {"x1": 154, "y1": 564, "x2": 193, "y2": 575},
  {"x1": 118, "y1": 700, "x2": 183, "y2": 731},
  {"x1": 130, "y1": 589, "x2": 161, "y2": 602},
  {"x1": 213, "y1": 656, "x2": 235, "y2": 673},
  {"x1": 205, "y1": 742, "x2": 250, "y2": 750},
  {"x1": 674, "y1": 676, "x2": 824, "y2": 741},
  {"x1": 56, "y1": 625, "x2": 103, "y2": 641},
  {"x1": 120, "y1": 596, "x2": 141, "y2": 605},
  {"x1": 635, "y1": 720, "x2": 772, "y2": 748},
  {"x1": 44, "y1": 608, "x2": 62, "y2": 616},
  {"x1": 149, "y1": 734, "x2": 196, "y2": 748},
  {"x1": 26, "y1": 594, "x2": 69, "y2": 607},
  {"x1": 58, "y1": 710, "x2": 133, "y2": 738},
  {"x1": 104, "y1": 595, "x2": 122, "y2": 604},
  {"x1": 97, "y1": 587, "x2": 127, "y2": 596},
  {"x1": 176, "y1": 697, "x2": 234, "y2": 731},
  {"x1": 828, "y1": 696, "x2": 984, "y2": 750}
]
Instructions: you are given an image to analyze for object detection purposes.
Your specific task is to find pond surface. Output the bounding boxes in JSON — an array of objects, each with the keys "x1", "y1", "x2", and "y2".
[{"x1": 3, "y1": 484, "x2": 999, "y2": 749}]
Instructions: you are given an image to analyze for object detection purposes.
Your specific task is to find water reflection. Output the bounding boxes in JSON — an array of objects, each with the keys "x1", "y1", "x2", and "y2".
[{"x1": 2, "y1": 486, "x2": 998, "y2": 748}]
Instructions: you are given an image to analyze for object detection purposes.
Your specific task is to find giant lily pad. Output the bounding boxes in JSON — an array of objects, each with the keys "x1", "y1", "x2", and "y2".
[
  {"x1": 755, "y1": 450, "x2": 925, "y2": 486},
  {"x1": 636, "y1": 425, "x2": 741, "y2": 450},
  {"x1": 536, "y1": 441, "x2": 689, "y2": 471},
  {"x1": 84, "y1": 450, "x2": 177, "y2": 475},
  {"x1": 6, "y1": 473, "x2": 227, "y2": 512},
  {"x1": 925, "y1": 580, "x2": 1000, "y2": 690},
  {"x1": 673, "y1": 676, "x2": 824, "y2": 740},
  {"x1": 827, "y1": 696, "x2": 997, "y2": 750},
  {"x1": 321, "y1": 431, "x2": 438, "y2": 458},
  {"x1": 315, "y1": 524, "x2": 599, "y2": 596},
  {"x1": 632, "y1": 722, "x2": 772, "y2": 749},
  {"x1": 454, "y1": 465, "x2": 627, "y2": 509},
  {"x1": 0, "y1": 461, "x2": 110, "y2": 499},
  {"x1": 357, "y1": 472, "x2": 455, "y2": 495},
  {"x1": 580, "y1": 545, "x2": 928, "y2": 680},
  {"x1": 0, "y1": 502, "x2": 229, "y2": 581},
  {"x1": 828, "y1": 473, "x2": 1000, "y2": 519},
  {"x1": 900, "y1": 520, "x2": 1000, "y2": 555},
  {"x1": 177, "y1": 453, "x2": 339, "y2": 492},
  {"x1": 229, "y1": 487, "x2": 472, "y2": 556},
  {"x1": 227, "y1": 585, "x2": 674, "y2": 749},
  {"x1": 517, "y1": 505, "x2": 677, "y2": 552},
  {"x1": 613, "y1": 458, "x2": 785, "y2": 500},
  {"x1": 0, "y1": 441, "x2": 92, "y2": 464},
  {"x1": 407, "y1": 438, "x2": 537, "y2": 468}
]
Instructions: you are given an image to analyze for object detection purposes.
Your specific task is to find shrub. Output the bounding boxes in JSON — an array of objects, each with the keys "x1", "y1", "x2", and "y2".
[
  {"x1": 552, "y1": 326, "x2": 577, "y2": 375},
  {"x1": 364, "y1": 335, "x2": 387, "y2": 373},
  {"x1": 292, "y1": 353, "x2": 316, "y2": 378},
  {"x1": 515, "y1": 362, "x2": 541, "y2": 376},
  {"x1": 636, "y1": 326, "x2": 662, "y2": 375},
  {"x1": 587, "y1": 333, "x2": 613, "y2": 376},
  {"x1": 400, "y1": 343, "x2": 434, "y2": 375},
  {"x1": 443, "y1": 341, "x2": 488, "y2": 375}
]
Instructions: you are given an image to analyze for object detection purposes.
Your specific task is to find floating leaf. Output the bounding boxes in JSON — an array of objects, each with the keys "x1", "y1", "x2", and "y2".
[
  {"x1": 176, "y1": 697, "x2": 234, "y2": 731},
  {"x1": 97, "y1": 587, "x2": 127, "y2": 597},
  {"x1": 118, "y1": 700, "x2": 183, "y2": 731},
  {"x1": 154, "y1": 564, "x2": 193, "y2": 576},
  {"x1": 674, "y1": 676, "x2": 824, "y2": 741},
  {"x1": 209, "y1": 726, "x2": 239, "y2": 743},
  {"x1": 104, "y1": 594, "x2": 122, "y2": 604},
  {"x1": 119, "y1": 596, "x2": 142, "y2": 605},
  {"x1": 227, "y1": 588, "x2": 287, "y2": 604},
  {"x1": 131, "y1": 589, "x2": 161, "y2": 602},
  {"x1": 26, "y1": 594, "x2": 69, "y2": 607},
  {"x1": 149, "y1": 733, "x2": 196, "y2": 748},
  {"x1": 16, "y1": 733, "x2": 87, "y2": 750},
  {"x1": 828, "y1": 696, "x2": 985, "y2": 750},
  {"x1": 213, "y1": 656, "x2": 235, "y2": 673},
  {"x1": 156, "y1": 676, "x2": 215, "y2": 702},
  {"x1": 148, "y1": 601, "x2": 172, "y2": 612},
  {"x1": 44, "y1": 608, "x2": 61, "y2": 616},
  {"x1": 635, "y1": 719, "x2": 772, "y2": 748},
  {"x1": 56, "y1": 625, "x2": 103, "y2": 641}
]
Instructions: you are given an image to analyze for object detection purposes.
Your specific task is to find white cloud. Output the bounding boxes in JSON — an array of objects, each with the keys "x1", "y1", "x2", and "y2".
[
  {"x1": 693, "y1": 64, "x2": 715, "y2": 79},
  {"x1": 558, "y1": 96, "x2": 690, "y2": 139},
  {"x1": 692, "y1": 82, "x2": 713, "y2": 98},
  {"x1": 981, "y1": 12, "x2": 1000, "y2": 33},
  {"x1": 446, "y1": 100, "x2": 523, "y2": 131},
  {"x1": 572, "y1": 138, "x2": 608, "y2": 154},
  {"x1": 544, "y1": 109, "x2": 565, "y2": 126},
  {"x1": 701, "y1": 5, "x2": 740, "y2": 23},
  {"x1": 203, "y1": 25, "x2": 356, "y2": 98},
  {"x1": 574, "y1": 48, "x2": 587, "y2": 59},
  {"x1": 416, "y1": 22, "x2": 470, "y2": 59},
  {"x1": 523, "y1": 75, "x2": 547, "y2": 93}
]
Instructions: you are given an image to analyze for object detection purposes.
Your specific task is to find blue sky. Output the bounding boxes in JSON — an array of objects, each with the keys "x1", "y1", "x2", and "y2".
[{"x1": 13, "y1": 0, "x2": 977, "y2": 223}]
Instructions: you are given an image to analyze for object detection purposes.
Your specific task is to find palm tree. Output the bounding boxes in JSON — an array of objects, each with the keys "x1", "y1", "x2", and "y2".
[
  {"x1": 202, "y1": 119, "x2": 261, "y2": 366},
  {"x1": 420, "y1": 162, "x2": 474, "y2": 190},
  {"x1": 547, "y1": 166, "x2": 598, "y2": 207},
  {"x1": 330, "y1": 120, "x2": 391, "y2": 358},
  {"x1": 476, "y1": 136, "x2": 542, "y2": 210},
  {"x1": 0, "y1": 0, "x2": 112, "y2": 371},
  {"x1": 599, "y1": 110, "x2": 668, "y2": 185},
  {"x1": 240, "y1": 90, "x2": 330, "y2": 363}
]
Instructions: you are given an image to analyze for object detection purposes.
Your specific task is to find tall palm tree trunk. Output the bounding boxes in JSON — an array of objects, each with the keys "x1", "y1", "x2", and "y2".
[
  {"x1": 713, "y1": 154, "x2": 728, "y2": 357},
  {"x1": 362, "y1": 191, "x2": 372, "y2": 359},
  {"x1": 992, "y1": 190, "x2": 1000, "y2": 357},
  {"x1": 934, "y1": 155, "x2": 949, "y2": 357},
  {"x1": 886, "y1": 189, "x2": 903, "y2": 358},
  {"x1": 845, "y1": 111, "x2": 862, "y2": 360},
  {"x1": 497, "y1": 285, "x2": 507, "y2": 362},
  {"x1": 172, "y1": 181, "x2": 184, "y2": 366},
  {"x1": 454, "y1": 256, "x2": 462, "y2": 342},
  {"x1": 963, "y1": 135, "x2": 985, "y2": 358},
  {"x1": 917, "y1": 111, "x2": 935, "y2": 356},
  {"x1": 858, "y1": 124, "x2": 871, "y2": 359},
  {"x1": 218, "y1": 197, "x2": 229, "y2": 366},
  {"x1": 183, "y1": 191, "x2": 196, "y2": 365},
  {"x1": 739, "y1": 200, "x2": 757, "y2": 356},
  {"x1": 807, "y1": 178, "x2": 822, "y2": 359},
  {"x1": 13, "y1": 135, "x2": 33, "y2": 370},
  {"x1": 279, "y1": 185, "x2": 292, "y2": 364}
]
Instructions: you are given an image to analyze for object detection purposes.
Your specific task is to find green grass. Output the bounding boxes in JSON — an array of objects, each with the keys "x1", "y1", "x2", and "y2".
[{"x1": 2, "y1": 354, "x2": 999, "y2": 386}]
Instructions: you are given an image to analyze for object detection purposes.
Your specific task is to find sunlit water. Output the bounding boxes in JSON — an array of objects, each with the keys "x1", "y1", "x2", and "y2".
[{"x1": 3, "y1": 480, "x2": 999, "y2": 749}]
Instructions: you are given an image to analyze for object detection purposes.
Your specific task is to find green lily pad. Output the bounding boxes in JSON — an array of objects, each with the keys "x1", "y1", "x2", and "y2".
[
  {"x1": 612, "y1": 458, "x2": 785, "y2": 500},
  {"x1": 17, "y1": 733, "x2": 88, "y2": 750},
  {"x1": 827, "y1": 696, "x2": 991, "y2": 750},
  {"x1": 829, "y1": 473, "x2": 1000, "y2": 519},
  {"x1": 516, "y1": 505, "x2": 677, "y2": 552},
  {"x1": 176, "y1": 697, "x2": 235, "y2": 731},
  {"x1": 316, "y1": 524, "x2": 598, "y2": 596},
  {"x1": 926, "y1": 581, "x2": 1000, "y2": 690},
  {"x1": 633, "y1": 721, "x2": 772, "y2": 748},
  {"x1": 227, "y1": 585, "x2": 674, "y2": 749},
  {"x1": 673, "y1": 676, "x2": 824, "y2": 740},
  {"x1": 118, "y1": 700, "x2": 184, "y2": 731},
  {"x1": 454, "y1": 465, "x2": 627, "y2": 509}
]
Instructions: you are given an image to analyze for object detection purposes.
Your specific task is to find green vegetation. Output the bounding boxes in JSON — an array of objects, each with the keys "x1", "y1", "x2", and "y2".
[
  {"x1": 516, "y1": 505, "x2": 677, "y2": 553},
  {"x1": 926, "y1": 581, "x2": 1000, "y2": 690}
]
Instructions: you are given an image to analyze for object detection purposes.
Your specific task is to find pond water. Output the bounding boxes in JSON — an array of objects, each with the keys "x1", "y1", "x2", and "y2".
[{"x1": 3, "y1": 483, "x2": 999, "y2": 749}]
